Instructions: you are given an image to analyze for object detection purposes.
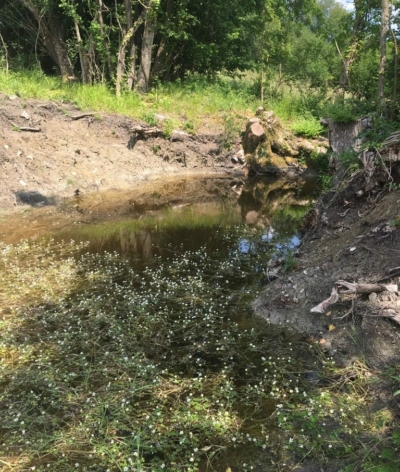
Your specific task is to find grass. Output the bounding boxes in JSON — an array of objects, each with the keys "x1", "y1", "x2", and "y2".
[
  {"x1": 0, "y1": 68, "x2": 330, "y2": 147},
  {"x1": 1, "y1": 68, "x2": 400, "y2": 471},
  {"x1": 0, "y1": 69, "x2": 259, "y2": 135}
]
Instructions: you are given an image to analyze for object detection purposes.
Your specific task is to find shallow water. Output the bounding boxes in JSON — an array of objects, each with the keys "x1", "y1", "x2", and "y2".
[
  {"x1": 1, "y1": 175, "x2": 324, "y2": 471},
  {"x1": 51, "y1": 176, "x2": 320, "y2": 468},
  {"x1": 53, "y1": 175, "x2": 318, "y2": 268}
]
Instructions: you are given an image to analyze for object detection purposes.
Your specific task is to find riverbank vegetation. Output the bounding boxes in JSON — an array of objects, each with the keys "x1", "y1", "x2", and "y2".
[{"x1": 1, "y1": 0, "x2": 400, "y2": 131}]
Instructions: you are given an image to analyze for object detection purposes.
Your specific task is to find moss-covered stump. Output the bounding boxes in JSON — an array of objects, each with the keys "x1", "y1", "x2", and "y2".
[{"x1": 242, "y1": 109, "x2": 328, "y2": 176}]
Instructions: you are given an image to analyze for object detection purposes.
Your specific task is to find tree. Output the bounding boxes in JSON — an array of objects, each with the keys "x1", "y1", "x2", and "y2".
[
  {"x1": 378, "y1": 0, "x2": 389, "y2": 104},
  {"x1": 15, "y1": 0, "x2": 74, "y2": 80}
]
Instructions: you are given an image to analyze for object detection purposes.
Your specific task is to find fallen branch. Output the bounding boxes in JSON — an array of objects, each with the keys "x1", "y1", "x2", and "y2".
[
  {"x1": 310, "y1": 286, "x2": 339, "y2": 313},
  {"x1": 70, "y1": 113, "x2": 96, "y2": 120},
  {"x1": 336, "y1": 280, "x2": 398, "y2": 294},
  {"x1": 311, "y1": 281, "x2": 398, "y2": 314},
  {"x1": 11, "y1": 122, "x2": 41, "y2": 132}
]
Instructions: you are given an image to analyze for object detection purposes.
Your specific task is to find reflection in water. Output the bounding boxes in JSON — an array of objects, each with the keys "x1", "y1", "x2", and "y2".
[{"x1": 54, "y1": 176, "x2": 317, "y2": 267}]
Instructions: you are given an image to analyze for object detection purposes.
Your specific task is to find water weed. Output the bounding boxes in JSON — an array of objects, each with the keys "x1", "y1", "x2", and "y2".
[
  {"x1": 1, "y1": 227, "x2": 399, "y2": 471},
  {"x1": 0, "y1": 229, "x2": 317, "y2": 471}
]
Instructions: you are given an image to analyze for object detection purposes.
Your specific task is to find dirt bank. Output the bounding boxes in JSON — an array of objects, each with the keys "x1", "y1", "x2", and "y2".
[
  {"x1": 0, "y1": 93, "x2": 244, "y2": 212},
  {"x1": 253, "y1": 166, "x2": 400, "y2": 469}
]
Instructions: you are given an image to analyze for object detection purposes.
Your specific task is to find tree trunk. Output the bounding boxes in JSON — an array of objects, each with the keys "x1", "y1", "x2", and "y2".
[
  {"x1": 16, "y1": 0, "x2": 73, "y2": 81},
  {"x1": 151, "y1": 0, "x2": 173, "y2": 79},
  {"x1": 73, "y1": 16, "x2": 91, "y2": 84},
  {"x1": 137, "y1": 1, "x2": 156, "y2": 93},
  {"x1": 390, "y1": 27, "x2": 398, "y2": 108},
  {"x1": 96, "y1": 0, "x2": 112, "y2": 81},
  {"x1": 115, "y1": 39, "x2": 127, "y2": 97},
  {"x1": 378, "y1": 0, "x2": 389, "y2": 105},
  {"x1": 116, "y1": 0, "x2": 148, "y2": 96},
  {"x1": 338, "y1": 0, "x2": 365, "y2": 93},
  {"x1": 127, "y1": 41, "x2": 137, "y2": 90}
]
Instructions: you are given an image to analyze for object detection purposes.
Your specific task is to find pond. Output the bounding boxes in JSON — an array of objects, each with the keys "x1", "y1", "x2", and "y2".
[{"x1": 0, "y1": 175, "x2": 329, "y2": 472}]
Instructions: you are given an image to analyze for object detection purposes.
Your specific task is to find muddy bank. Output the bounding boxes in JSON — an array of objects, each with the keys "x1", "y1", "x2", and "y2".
[
  {"x1": 0, "y1": 93, "x2": 245, "y2": 212},
  {"x1": 251, "y1": 160, "x2": 400, "y2": 470},
  {"x1": 254, "y1": 176, "x2": 400, "y2": 367},
  {"x1": 0, "y1": 174, "x2": 246, "y2": 243}
]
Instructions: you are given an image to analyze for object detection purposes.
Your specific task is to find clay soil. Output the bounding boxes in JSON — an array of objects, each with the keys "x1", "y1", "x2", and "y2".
[{"x1": 0, "y1": 93, "x2": 247, "y2": 241}]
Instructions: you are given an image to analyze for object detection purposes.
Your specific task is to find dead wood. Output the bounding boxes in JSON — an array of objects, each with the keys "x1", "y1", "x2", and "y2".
[
  {"x1": 131, "y1": 125, "x2": 162, "y2": 139},
  {"x1": 310, "y1": 286, "x2": 339, "y2": 313},
  {"x1": 380, "y1": 309, "x2": 400, "y2": 324},
  {"x1": 335, "y1": 280, "x2": 398, "y2": 294},
  {"x1": 11, "y1": 122, "x2": 41, "y2": 132},
  {"x1": 70, "y1": 113, "x2": 96, "y2": 120},
  {"x1": 311, "y1": 281, "x2": 398, "y2": 314},
  {"x1": 376, "y1": 267, "x2": 400, "y2": 282}
]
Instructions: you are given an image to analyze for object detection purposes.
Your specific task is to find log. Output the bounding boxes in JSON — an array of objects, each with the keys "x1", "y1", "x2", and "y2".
[
  {"x1": 311, "y1": 280, "x2": 398, "y2": 314},
  {"x1": 131, "y1": 125, "x2": 162, "y2": 139},
  {"x1": 242, "y1": 120, "x2": 266, "y2": 154},
  {"x1": 335, "y1": 280, "x2": 398, "y2": 294}
]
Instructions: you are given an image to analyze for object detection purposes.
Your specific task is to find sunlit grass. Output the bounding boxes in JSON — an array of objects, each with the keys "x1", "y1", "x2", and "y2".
[
  {"x1": 0, "y1": 68, "x2": 324, "y2": 136},
  {"x1": 0, "y1": 69, "x2": 259, "y2": 130}
]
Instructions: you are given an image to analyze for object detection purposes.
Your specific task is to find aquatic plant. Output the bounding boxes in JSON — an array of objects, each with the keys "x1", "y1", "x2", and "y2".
[{"x1": 1, "y1": 230, "x2": 398, "y2": 471}]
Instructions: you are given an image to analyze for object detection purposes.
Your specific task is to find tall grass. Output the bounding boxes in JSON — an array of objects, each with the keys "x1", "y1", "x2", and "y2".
[
  {"x1": 0, "y1": 69, "x2": 260, "y2": 125},
  {"x1": 0, "y1": 69, "x2": 329, "y2": 126}
]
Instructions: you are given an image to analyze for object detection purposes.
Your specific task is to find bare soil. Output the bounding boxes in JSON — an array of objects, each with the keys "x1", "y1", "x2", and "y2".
[
  {"x1": 254, "y1": 170, "x2": 400, "y2": 470},
  {"x1": 1, "y1": 94, "x2": 399, "y2": 370},
  {"x1": 0, "y1": 93, "x2": 243, "y2": 210}
]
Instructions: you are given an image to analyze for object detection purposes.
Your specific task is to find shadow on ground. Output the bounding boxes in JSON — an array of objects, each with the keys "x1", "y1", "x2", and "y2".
[{"x1": 14, "y1": 191, "x2": 57, "y2": 207}]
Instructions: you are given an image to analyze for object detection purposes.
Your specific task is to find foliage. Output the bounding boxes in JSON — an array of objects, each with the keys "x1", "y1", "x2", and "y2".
[
  {"x1": 337, "y1": 149, "x2": 361, "y2": 171},
  {"x1": 222, "y1": 111, "x2": 245, "y2": 150},
  {"x1": 320, "y1": 174, "x2": 333, "y2": 191},
  {"x1": 283, "y1": 248, "x2": 298, "y2": 271},
  {"x1": 140, "y1": 111, "x2": 158, "y2": 126},
  {"x1": 0, "y1": 70, "x2": 259, "y2": 130},
  {"x1": 291, "y1": 115, "x2": 324, "y2": 138},
  {"x1": 323, "y1": 100, "x2": 360, "y2": 123},
  {"x1": 308, "y1": 149, "x2": 330, "y2": 174}
]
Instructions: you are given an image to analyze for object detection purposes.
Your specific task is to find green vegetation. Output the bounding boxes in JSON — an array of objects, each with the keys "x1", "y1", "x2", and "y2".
[
  {"x1": 1, "y1": 0, "x2": 400, "y2": 468},
  {"x1": 291, "y1": 116, "x2": 324, "y2": 138},
  {"x1": 1, "y1": 234, "x2": 399, "y2": 471},
  {"x1": 0, "y1": 70, "x2": 260, "y2": 136},
  {"x1": 1, "y1": 0, "x2": 399, "y2": 122},
  {"x1": 337, "y1": 149, "x2": 361, "y2": 173}
]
